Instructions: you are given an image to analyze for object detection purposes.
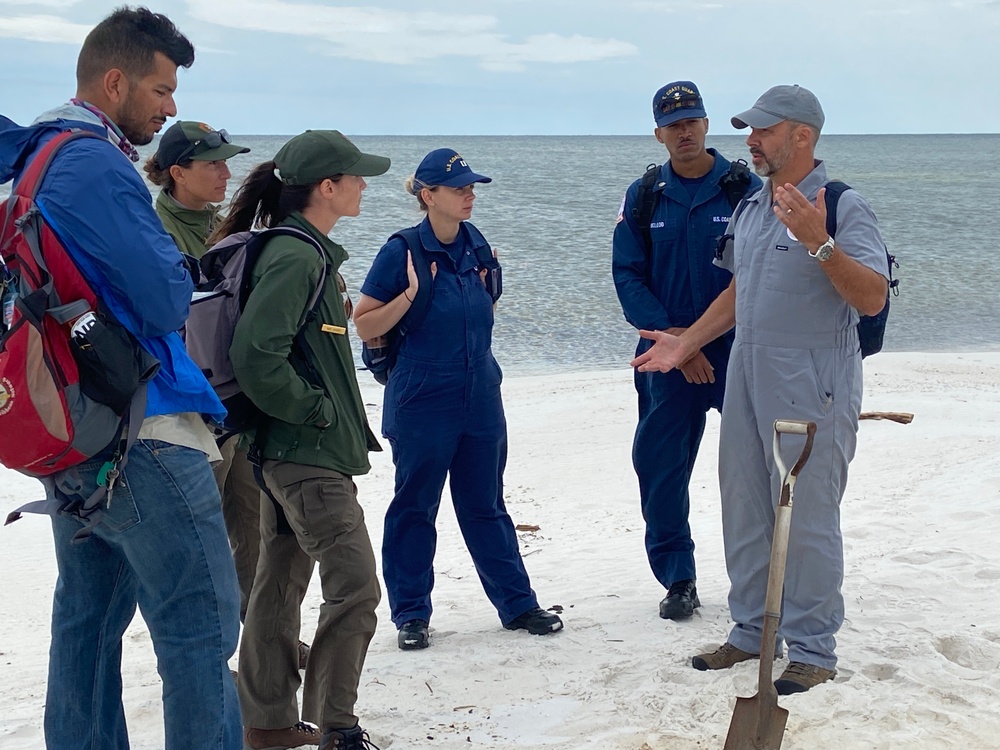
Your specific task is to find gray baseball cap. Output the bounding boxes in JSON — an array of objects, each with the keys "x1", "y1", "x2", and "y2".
[{"x1": 731, "y1": 84, "x2": 825, "y2": 131}]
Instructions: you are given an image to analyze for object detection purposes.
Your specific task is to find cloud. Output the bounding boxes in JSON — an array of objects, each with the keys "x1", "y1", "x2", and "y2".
[
  {"x1": 627, "y1": 0, "x2": 727, "y2": 10},
  {"x1": 0, "y1": 13, "x2": 89, "y2": 43},
  {"x1": 186, "y1": 0, "x2": 637, "y2": 70},
  {"x1": 0, "y1": 0, "x2": 80, "y2": 6}
]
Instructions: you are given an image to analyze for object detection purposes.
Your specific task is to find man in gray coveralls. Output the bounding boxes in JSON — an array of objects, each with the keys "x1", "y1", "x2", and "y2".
[{"x1": 632, "y1": 84, "x2": 889, "y2": 694}]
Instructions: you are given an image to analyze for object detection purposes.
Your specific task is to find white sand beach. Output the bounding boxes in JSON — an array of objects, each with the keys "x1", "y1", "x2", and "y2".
[{"x1": 1, "y1": 351, "x2": 999, "y2": 750}]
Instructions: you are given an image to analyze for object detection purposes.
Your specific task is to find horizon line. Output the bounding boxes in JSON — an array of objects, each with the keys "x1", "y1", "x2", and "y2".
[{"x1": 208, "y1": 132, "x2": 1000, "y2": 138}]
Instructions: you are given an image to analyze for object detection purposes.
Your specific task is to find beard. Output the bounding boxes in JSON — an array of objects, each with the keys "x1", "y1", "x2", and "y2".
[
  {"x1": 752, "y1": 136, "x2": 794, "y2": 177},
  {"x1": 115, "y1": 87, "x2": 156, "y2": 145}
]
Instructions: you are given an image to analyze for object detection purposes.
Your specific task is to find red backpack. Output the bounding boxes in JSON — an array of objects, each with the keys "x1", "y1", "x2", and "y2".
[{"x1": 1, "y1": 130, "x2": 158, "y2": 535}]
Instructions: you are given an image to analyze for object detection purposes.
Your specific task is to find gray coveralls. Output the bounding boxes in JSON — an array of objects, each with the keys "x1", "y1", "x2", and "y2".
[{"x1": 715, "y1": 161, "x2": 888, "y2": 669}]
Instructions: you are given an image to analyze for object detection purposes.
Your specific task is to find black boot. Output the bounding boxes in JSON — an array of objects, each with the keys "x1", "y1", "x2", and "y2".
[
  {"x1": 397, "y1": 619, "x2": 429, "y2": 650},
  {"x1": 503, "y1": 607, "x2": 564, "y2": 635},
  {"x1": 320, "y1": 724, "x2": 380, "y2": 750},
  {"x1": 659, "y1": 579, "x2": 700, "y2": 620}
]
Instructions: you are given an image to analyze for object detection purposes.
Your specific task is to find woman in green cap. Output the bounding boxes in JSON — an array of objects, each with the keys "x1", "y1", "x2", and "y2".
[
  {"x1": 143, "y1": 120, "x2": 250, "y2": 257},
  {"x1": 212, "y1": 130, "x2": 388, "y2": 750}
]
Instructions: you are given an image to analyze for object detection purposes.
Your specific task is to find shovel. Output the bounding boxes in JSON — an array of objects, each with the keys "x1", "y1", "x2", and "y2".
[{"x1": 723, "y1": 419, "x2": 817, "y2": 750}]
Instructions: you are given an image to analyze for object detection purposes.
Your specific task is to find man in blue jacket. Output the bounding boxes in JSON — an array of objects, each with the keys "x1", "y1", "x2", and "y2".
[
  {"x1": 0, "y1": 8, "x2": 241, "y2": 749},
  {"x1": 612, "y1": 81, "x2": 761, "y2": 621}
]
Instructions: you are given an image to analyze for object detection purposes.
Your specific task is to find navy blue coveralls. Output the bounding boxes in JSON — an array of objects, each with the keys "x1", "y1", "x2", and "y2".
[
  {"x1": 361, "y1": 217, "x2": 538, "y2": 628},
  {"x1": 612, "y1": 149, "x2": 761, "y2": 590}
]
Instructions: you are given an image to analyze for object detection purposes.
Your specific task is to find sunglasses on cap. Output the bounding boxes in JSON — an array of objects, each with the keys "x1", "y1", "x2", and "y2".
[
  {"x1": 175, "y1": 129, "x2": 233, "y2": 164},
  {"x1": 659, "y1": 94, "x2": 703, "y2": 116}
]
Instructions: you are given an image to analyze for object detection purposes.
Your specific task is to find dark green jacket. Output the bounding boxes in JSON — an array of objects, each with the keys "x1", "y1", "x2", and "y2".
[
  {"x1": 230, "y1": 213, "x2": 380, "y2": 475},
  {"x1": 155, "y1": 189, "x2": 220, "y2": 258}
]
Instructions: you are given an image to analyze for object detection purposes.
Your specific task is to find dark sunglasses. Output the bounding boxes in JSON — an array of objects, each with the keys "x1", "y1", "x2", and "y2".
[
  {"x1": 175, "y1": 129, "x2": 232, "y2": 163},
  {"x1": 659, "y1": 95, "x2": 703, "y2": 116}
]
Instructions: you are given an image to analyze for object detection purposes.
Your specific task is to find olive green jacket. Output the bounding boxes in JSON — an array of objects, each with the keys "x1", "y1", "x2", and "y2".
[
  {"x1": 230, "y1": 213, "x2": 380, "y2": 475},
  {"x1": 155, "y1": 189, "x2": 220, "y2": 259}
]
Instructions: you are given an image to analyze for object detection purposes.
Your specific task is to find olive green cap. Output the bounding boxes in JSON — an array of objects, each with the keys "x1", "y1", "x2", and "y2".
[{"x1": 273, "y1": 130, "x2": 390, "y2": 186}]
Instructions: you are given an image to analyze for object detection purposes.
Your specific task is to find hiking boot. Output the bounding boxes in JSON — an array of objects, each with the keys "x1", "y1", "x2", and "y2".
[
  {"x1": 774, "y1": 661, "x2": 836, "y2": 695},
  {"x1": 659, "y1": 579, "x2": 701, "y2": 620},
  {"x1": 244, "y1": 722, "x2": 320, "y2": 749},
  {"x1": 691, "y1": 642, "x2": 757, "y2": 671},
  {"x1": 298, "y1": 640, "x2": 311, "y2": 670},
  {"x1": 397, "y1": 619, "x2": 429, "y2": 650},
  {"x1": 320, "y1": 724, "x2": 380, "y2": 750},
  {"x1": 503, "y1": 607, "x2": 564, "y2": 635}
]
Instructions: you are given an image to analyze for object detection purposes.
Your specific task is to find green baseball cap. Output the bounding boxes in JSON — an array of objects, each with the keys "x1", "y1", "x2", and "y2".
[
  {"x1": 154, "y1": 121, "x2": 249, "y2": 168},
  {"x1": 273, "y1": 130, "x2": 390, "y2": 186}
]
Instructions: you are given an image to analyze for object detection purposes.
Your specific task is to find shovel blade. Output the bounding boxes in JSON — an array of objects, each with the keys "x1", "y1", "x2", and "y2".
[{"x1": 722, "y1": 695, "x2": 789, "y2": 750}]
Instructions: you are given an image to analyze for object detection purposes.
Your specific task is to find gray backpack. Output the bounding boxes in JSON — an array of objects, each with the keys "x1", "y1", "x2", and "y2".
[{"x1": 185, "y1": 227, "x2": 329, "y2": 433}]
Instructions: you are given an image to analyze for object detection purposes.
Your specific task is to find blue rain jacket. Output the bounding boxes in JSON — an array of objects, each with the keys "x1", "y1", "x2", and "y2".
[{"x1": 0, "y1": 107, "x2": 225, "y2": 422}]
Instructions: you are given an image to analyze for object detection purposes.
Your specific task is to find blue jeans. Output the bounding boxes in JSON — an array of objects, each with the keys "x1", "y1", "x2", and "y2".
[{"x1": 44, "y1": 439, "x2": 242, "y2": 749}]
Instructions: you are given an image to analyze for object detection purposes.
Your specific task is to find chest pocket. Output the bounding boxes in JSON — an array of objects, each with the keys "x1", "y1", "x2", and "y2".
[
  {"x1": 763, "y1": 233, "x2": 827, "y2": 294},
  {"x1": 649, "y1": 221, "x2": 680, "y2": 246}
]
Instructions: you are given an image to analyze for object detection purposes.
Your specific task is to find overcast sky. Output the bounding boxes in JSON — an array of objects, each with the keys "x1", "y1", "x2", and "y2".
[{"x1": 1, "y1": 0, "x2": 998, "y2": 135}]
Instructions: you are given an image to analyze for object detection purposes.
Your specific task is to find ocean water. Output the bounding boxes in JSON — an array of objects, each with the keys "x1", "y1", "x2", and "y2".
[{"x1": 5, "y1": 134, "x2": 999, "y2": 375}]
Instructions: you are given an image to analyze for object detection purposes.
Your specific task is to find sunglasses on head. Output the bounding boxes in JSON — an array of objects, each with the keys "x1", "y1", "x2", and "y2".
[
  {"x1": 175, "y1": 129, "x2": 232, "y2": 164},
  {"x1": 659, "y1": 95, "x2": 703, "y2": 116}
]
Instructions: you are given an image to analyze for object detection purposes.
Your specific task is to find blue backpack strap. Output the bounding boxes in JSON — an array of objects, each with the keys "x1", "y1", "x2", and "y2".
[{"x1": 387, "y1": 226, "x2": 433, "y2": 335}]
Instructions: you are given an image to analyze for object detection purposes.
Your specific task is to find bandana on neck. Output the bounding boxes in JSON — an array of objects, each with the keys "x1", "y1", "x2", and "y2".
[{"x1": 70, "y1": 98, "x2": 141, "y2": 163}]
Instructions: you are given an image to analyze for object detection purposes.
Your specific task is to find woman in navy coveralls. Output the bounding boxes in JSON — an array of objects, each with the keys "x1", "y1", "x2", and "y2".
[{"x1": 353, "y1": 148, "x2": 563, "y2": 650}]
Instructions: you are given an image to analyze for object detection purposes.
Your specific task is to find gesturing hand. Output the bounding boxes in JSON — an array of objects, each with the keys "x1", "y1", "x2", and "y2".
[
  {"x1": 772, "y1": 184, "x2": 829, "y2": 250},
  {"x1": 630, "y1": 330, "x2": 692, "y2": 373}
]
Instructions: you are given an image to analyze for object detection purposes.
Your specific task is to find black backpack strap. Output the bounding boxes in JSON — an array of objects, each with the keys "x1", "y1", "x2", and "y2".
[
  {"x1": 238, "y1": 226, "x2": 332, "y2": 481},
  {"x1": 466, "y1": 224, "x2": 502, "y2": 303},
  {"x1": 718, "y1": 159, "x2": 753, "y2": 210},
  {"x1": 238, "y1": 226, "x2": 330, "y2": 316},
  {"x1": 714, "y1": 193, "x2": 756, "y2": 261},
  {"x1": 631, "y1": 163, "x2": 660, "y2": 252}
]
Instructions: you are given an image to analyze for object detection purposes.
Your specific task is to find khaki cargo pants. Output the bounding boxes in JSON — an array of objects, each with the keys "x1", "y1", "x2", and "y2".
[{"x1": 237, "y1": 461, "x2": 380, "y2": 731}]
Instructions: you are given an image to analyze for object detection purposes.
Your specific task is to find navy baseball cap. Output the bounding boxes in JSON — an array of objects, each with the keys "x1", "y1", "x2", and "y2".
[
  {"x1": 413, "y1": 148, "x2": 492, "y2": 189},
  {"x1": 653, "y1": 81, "x2": 707, "y2": 128},
  {"x1": 731, "y1": 84, "x2": 825, "y2": 131}
]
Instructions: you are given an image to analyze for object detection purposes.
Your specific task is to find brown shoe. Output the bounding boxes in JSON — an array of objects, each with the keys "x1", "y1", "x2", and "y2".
[
  {"x1": 692, "y1": 642, "x2": 757, "y2": 671},
  {"x1": 244, "y1": 722, "x2": 320, "y2": 749},
  {"x1": 774, "y1": 662, "x2": 836, "y2": 695},
  {"x1": 298, "y1": 640, "x2": 311, "y2": 670}
]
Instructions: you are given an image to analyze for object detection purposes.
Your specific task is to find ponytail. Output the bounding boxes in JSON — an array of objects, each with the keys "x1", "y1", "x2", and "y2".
[
  {"x1": 142, "y1": 154, "x2": 174, "y2": 190},
  {"x1": 209, "y1": 161, "x2": 328, "y2": 247}
]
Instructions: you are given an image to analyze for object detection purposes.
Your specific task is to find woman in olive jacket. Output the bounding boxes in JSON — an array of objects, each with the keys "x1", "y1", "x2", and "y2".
[
  {"x1": 215, "y1": 130, "x2": 388, "y2": 750},
  {"x1": 144, "y1": 120, "x2": 248, "y2": 257}
]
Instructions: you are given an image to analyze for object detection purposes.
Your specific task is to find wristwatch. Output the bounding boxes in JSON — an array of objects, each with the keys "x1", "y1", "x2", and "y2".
[{"x1": 809, "y1": 236, "x2": 835, "y2": 262}]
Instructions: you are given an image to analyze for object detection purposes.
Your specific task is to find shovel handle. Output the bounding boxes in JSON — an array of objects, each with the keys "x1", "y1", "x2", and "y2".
[
  {"x1": 774, "y1": 419, "x2": 814, "y2": 436},
  {"x1": 773, "y1": 420, "x2": 817, "y2": 487}
]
